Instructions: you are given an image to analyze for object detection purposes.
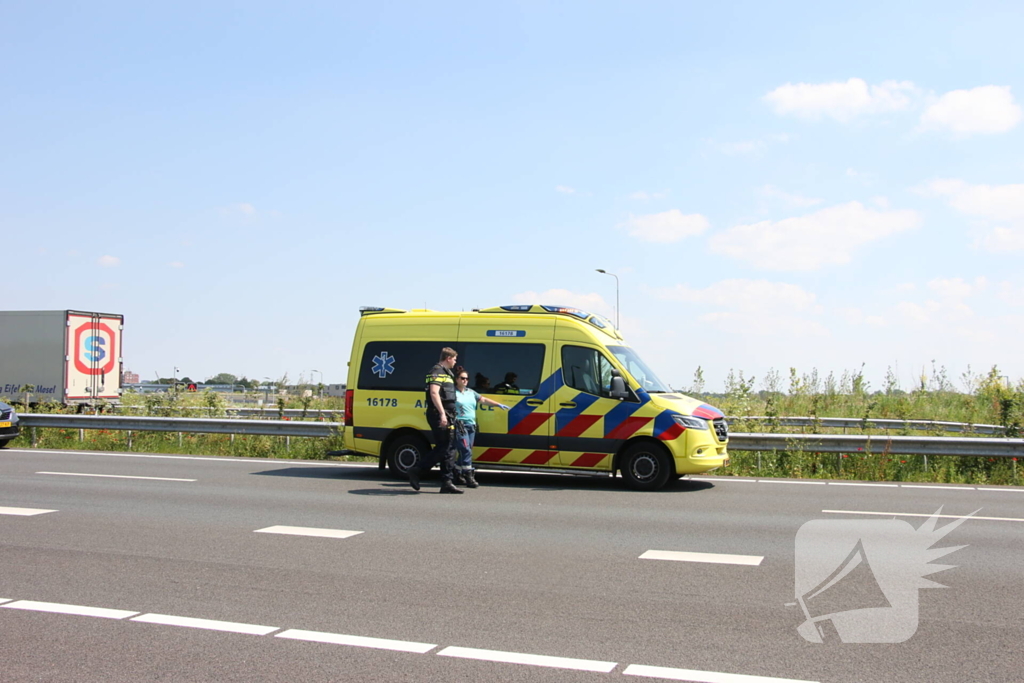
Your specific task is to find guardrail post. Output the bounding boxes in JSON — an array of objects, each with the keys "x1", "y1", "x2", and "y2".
[
  {"x1": 286, "y1": 436, "x2": 290, "y2": 452},
  {"x1": 32, "y1": 427, "x2": 38, "y2": 447},
  {"x1": 79, "y1": 429, "x2": 84, "y2": 442},
  {"x1": 127, "y1": 430, "x2": 132, "y2": 450},
  {"x1": 178, "y1": 432, "x2": 182, "y2": 448}
]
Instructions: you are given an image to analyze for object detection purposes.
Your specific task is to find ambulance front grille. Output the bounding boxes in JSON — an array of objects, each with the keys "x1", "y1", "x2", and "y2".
[{"x1": 713, "y1": 418, "x2": 728, "y2": 441}]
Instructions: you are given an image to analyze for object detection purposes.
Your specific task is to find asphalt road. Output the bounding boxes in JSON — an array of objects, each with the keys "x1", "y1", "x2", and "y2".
[{"x1": 1, "y1": 446, "x2": 1022, "y2": 682}]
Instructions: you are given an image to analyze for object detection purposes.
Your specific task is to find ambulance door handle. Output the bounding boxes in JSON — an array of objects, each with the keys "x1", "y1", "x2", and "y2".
[
  {"x1": 526, "y1": 399, "x2": 544, "y2": 406},
  {"x1": 559, "y1": 402, "x2": 577, "y2": 408}
]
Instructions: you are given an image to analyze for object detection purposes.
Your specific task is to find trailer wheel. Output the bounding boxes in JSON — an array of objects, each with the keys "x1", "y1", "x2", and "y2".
[
  {"x1": 619, "y1": 442, "x2": 673, "y2": 491},
  {"x1": 386, "y1": 433, "x2": 429, "y2": 479}
]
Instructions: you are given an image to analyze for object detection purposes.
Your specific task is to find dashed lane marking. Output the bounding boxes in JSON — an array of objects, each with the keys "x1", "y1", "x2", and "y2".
[
  {"x1": 640, "y1": 550, "x2": 763, "y2": 566},
  {"x1": 901, "y1": 484, "x2": 975, "y2": 490},
  {"x1": 623, "y1": 663, "x2": 819, "y2": 682},
  {"x1": 823, "y1": 510, "x2": 1024, "y2": 523},
  {"x1": 254, "y1": 526, "x2": 364, "y2": 539},
  {"x1": 37, "y1": 471, "x2": 197, "y2": 482},
  {"x1": 437, "y1": 646, "x2": 617, "y2": 673},
  {"x1": 276, "y1": 629, "x2": 436, "y2": 653},
  {"x1": 0, "y1": 506, "x2": 57, "y2": 516},
  {"x1": 828, "y1": 482, "x2": 898, "y2": 487},
  {"x1": 0, "y1": 595, "x2": 824, "y2": 682},
  {"x1": 1, "y1": 600, "x2": 138, "y2": 619},
  {"x1": 131, "y1": 613, "x2": 278, "y2": 635},
  {"x1": 757, "y1": 480, "x2": 826, "y2": 485}
]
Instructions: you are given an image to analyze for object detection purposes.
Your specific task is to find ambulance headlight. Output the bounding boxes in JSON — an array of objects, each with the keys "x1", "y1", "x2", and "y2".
[{"x1": 672, "y1": 415, "x2": 709, "y2": 430}]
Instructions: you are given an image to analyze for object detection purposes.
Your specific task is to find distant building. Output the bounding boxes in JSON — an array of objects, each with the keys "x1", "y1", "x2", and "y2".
[
  {"x1": 326, "y1": 383, "x2": 346, "y2": 397},
  {"x1": 122, "y1": 370, "x2": 140, "y2": 384}
]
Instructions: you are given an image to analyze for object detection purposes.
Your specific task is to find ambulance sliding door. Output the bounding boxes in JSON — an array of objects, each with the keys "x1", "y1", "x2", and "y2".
[{"x1": 457, "y1": 319, "x2": 556, "y2": 467}]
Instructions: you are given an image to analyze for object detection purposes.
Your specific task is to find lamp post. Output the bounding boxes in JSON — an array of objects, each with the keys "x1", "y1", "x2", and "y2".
[
  {"x1": 312, "y1": 369, "x2": 323, "y2": 397},
  {"x1": 595, "y1": 269, "x2": 619, "y2": 329}
]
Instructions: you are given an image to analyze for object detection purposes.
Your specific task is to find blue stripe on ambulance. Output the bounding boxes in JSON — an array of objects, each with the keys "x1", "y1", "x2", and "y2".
[
  {"x1": 507, "y1": 368, "x2": 563, "y2": 431},
  {"x1": 554, "y1": 392, "x2": 599, "y2": 433}
]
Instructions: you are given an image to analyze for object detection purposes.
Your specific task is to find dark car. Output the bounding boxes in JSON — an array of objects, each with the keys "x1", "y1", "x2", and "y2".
[{"x1": 0, "y1": 400, "x2": 20, "y2": 448}]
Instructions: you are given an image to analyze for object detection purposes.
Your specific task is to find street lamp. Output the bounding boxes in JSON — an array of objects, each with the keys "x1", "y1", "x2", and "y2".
[
  {"x1": 595, "y1": 269, "x2": 619, "y2": 329},
  {"x1": 311, "y1": 369, "x2": 323, "y2": 397}
]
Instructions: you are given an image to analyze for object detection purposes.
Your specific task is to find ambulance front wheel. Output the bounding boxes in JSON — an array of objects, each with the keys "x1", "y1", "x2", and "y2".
[
  {"x1": 386, "y1": 433, "x2": 428, "y2": 479},
  {"x1": 619, "y1": 442, "x2": 673, "y2": 491}
]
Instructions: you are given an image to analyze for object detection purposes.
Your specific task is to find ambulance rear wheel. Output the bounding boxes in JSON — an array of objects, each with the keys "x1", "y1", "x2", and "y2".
[
  {"x1": 620, "y1": 442, "x2": 673, "y2": 491},
  {"x1": 386, "y1": 433, "x2": 428, "y2": 479}
]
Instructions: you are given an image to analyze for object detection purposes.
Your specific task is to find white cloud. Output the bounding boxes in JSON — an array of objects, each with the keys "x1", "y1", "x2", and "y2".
[
  {"x1": 629, "y1": 190, "x2": 668, "y2": 200},
  {"x1": 219, "y1": 203, "x2": 258, "y2": 217},
  {"x1": 918, "y1": 178, "x2": 1024, "y2": 251},
  {"x1": 97, "y1": 255, "x2": 120, "y2": 268},
  {"x1": 169, "y1": 261, "x2": 185, "y2": 269},
  {"x1": 764, "y1": 78, "x2": 918, "y2": 122},
  {"x1": 837, "y1": 307, "x2": 886, "y2": 327},
  {"x1": 927, "y1": 276, "x2": 987, "y2": 301},
  {"x1": 917, "y1": 179, "x2": 1024, "y2": 222},
  {"x1": 920, "y1": 86, "x2": 1022, "y2": 135},
  {"x1": 708, "y1": 201, "x2": 921, "y2": 270},
  {"x1": 619, "y1": 210, "x2": 709, "y2": 243},
  {"x1": 555, "y1": 185, "x2": 576, "y2": 194},
  {"x1": 656, "y1": 279, "x2": 817, "y2": 313},
  {"x1": 759, "y1": 184, "x2": 823, "y2": 208}
]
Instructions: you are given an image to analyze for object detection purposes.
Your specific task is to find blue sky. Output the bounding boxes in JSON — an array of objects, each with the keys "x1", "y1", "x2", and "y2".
[{"x1": 4, "y1": 1, "x2": 1023, "y2": 393}]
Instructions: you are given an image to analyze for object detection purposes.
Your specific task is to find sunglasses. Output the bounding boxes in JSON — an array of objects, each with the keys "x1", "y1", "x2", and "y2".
[{"x1": 458, "y1": 376, "x2": 469, "y2": 380}]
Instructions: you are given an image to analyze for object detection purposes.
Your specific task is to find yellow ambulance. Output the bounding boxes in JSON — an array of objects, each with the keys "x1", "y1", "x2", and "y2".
[{"x1": 342, "y1": 304, "x2": 729, "y2": 490}]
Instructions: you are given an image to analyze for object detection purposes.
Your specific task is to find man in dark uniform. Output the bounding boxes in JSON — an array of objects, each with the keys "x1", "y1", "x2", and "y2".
[{"x1": 408, "y1": 346, "x2": 463, "y2": 494}]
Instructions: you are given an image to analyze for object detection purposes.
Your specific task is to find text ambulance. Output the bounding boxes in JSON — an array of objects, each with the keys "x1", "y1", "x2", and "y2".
[{"x1": 343, "y1": 305, "x2": 729, "y2": 490}]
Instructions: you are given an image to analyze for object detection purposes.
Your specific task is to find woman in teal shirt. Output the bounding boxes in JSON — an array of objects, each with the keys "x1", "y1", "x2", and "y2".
[{"x1": 453, "y1": 365, "x2": 509, "y2": 488}]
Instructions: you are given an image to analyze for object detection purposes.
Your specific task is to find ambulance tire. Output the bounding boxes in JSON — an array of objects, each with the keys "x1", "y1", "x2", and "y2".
[
  {"x1": 386, "y1": 433, "x2": 428, "y2": 480},
  {"x1": 0, "y1": 441, "x2": 8, "y2": 449},
  {"x1": 620, "y1": 442, "x2": 673, "y2": 491}
]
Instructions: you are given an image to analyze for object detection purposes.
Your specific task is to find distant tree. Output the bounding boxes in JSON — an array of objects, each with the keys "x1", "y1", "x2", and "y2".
[{"x1": 209, "y1": 373, "x2": 238, "y2": 385}]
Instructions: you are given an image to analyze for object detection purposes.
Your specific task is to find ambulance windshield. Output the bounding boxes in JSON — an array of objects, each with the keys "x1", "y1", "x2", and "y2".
[{"x1": 607, "y1": 346, "x2": 671, "y2": 393}]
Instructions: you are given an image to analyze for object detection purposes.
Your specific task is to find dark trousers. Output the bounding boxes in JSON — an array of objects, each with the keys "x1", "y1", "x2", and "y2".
[{"x1": 419, "y1": 411, "x2": 456, "y2": 483}]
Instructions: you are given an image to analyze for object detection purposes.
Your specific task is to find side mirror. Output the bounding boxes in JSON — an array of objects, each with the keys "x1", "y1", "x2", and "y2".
[{"x1": 609, "y1": 369, "x2": 629, "y2": 400}]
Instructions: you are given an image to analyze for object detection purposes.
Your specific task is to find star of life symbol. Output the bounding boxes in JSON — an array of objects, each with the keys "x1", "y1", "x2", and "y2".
[
  {"x1": 371, "y1": 351, "x2": 396, "y2": 379},
  {"x1": 790, "y1": 507, "x2": 977, "y2": 643}
]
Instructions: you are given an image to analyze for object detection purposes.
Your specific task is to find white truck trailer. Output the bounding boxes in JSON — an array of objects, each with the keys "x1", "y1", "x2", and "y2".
[{"x1": 0, "y1": 310, "x2": 124, "y2": 405}]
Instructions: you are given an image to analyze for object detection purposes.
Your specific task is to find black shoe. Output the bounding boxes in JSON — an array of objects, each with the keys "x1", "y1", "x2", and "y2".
[
  {"x1": 439, "y1": 481, "x2": 464, "y2": 494},
  {"x1": 464, "y1": 471, "x2": 479, "y2": 488},
  {"x1": 453, "y1": 473, "x2": 466, "y2": 486},
  {"x1": 408, "y1": 468, "x2": 420, "y2": 491}
]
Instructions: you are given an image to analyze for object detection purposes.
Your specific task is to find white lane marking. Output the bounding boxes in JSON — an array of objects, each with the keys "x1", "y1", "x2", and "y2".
[
  {"x1": 977, "y1": 487, "x2": 1024, "y2": 493},
  {"x1": 36, "y1": 471, "x2": 196, "y2": 482},
  {"x1": 640, "y1": 550, "x2": 763, "y2": 566},
  {"x1": 901, "y1": 484, "x2": 975, "y2": 490},
  {"x1": 276, "y1": 629, "x2": 436, "y2": 653},
  {"x1": 131, "y1": 613, "x2": 278, "y2": 635},
  {"x1": 829, "y1": 482, "x2": 898, "y2": 487},
  {"x1": 0, "y1": 599, "x2": 12, "y2": 604},
  {"x1": 0, "y1": 506, "x2": 57, "y2": 516},
  {"x1": 254, "y1": 526, "x2": 363, "y2": 539},
  {"x1": 689, "y1": 477, "x2": 757, "y2": 483},
  {"x1": 25, "y1": 449, "x2": 370, "y2": 467},
  {"x1": 437, "y1": 646, "x2": 617, "y2": 673},
  {"x1": 757, "y1": 480, "x2": 826, "y2": 485},
  {"x1": 1, "y1": 600, "x2": 138, "y2": 619},
  {"x1": 824, "y1": 510, "x2": 1024, "y2": 523},
  {"x1": 624, "y1": 663, "x2": 819, "y2": 683}
]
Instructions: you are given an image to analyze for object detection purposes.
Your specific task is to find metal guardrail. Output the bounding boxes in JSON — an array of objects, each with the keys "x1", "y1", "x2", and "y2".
[
  {"x1": 12, "y1": 414, "x2": 1024, "y2": 459},
  {"x1": 113, "y1": 406, "x2": 344, "y2": 419},
  {"x1": 728, "y1": 416, "x2": 1005, "y2": 435},
  {"x1": 18, "y1": 414, "x2": 340, "y2": 439},
  {"x1": 728, "y1": 433, "x2": 1024, "y2": 458}
]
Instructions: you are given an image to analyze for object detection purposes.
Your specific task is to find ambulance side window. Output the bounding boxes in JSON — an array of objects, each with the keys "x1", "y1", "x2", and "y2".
[
  {"x1": 561, "y1": 346, "x2": 613, "y2": 397},
  {"x1": 357, "y1": 341, "x2": 458, "y2": 391},
  {"x1": 458, "y1": 343, "x2": 545, "y2": 396}
]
